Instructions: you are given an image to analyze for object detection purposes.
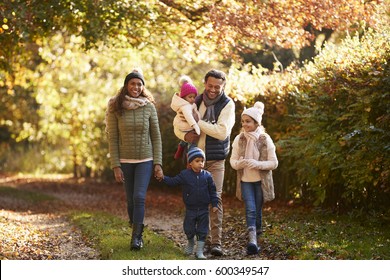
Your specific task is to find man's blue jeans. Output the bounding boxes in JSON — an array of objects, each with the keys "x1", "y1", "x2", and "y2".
[
  {"x1": 121, "y1": 161, "x2": 153, "y2": 224},
  {"x1": 241, "y1": 181, "x2": 263, "y2": 230}
]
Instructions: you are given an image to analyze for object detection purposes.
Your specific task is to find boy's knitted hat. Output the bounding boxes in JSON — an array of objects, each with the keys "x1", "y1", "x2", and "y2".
[
  {"x1": 124, "y1": 69, "x2": 145, "y2": 86},
  {"x1": 242, "y1": 101, "x2": 265, "y2": 124},
  {"x1": 187, "y1": 147, "x2": 205, "y2": 163},
  {"x1": 179, "y1": 75, "x2": 198, "y2": 98}
]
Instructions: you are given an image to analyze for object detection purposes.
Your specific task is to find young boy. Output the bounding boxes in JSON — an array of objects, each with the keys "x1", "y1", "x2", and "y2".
[{"x1": 158, "y1": 147, "x2": 218, "y2": 259}]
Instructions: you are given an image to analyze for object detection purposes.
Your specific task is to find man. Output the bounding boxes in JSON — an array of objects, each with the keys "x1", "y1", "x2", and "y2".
[{"x1": 174, "y1": 69, "x2": 235, "y2": 256}]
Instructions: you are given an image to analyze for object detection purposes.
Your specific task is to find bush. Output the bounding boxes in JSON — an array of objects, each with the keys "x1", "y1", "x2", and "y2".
[{"x1": 279, "y1": 27, "x2": 390, "y2": 211}]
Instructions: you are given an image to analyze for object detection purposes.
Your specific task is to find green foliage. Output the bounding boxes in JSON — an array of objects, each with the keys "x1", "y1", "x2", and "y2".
[
  {"x1": 0, "y1": 142, "x2": 72, "y2": 174},
  {"x1": 0, "y1": 72, "x2": 40, "y2": 143},
  {"x1": 221, "y1": 63, "x2": 301, "y2": 195},
  {"x1": 223, "y1": 21, "x2": 390, "y2": 211},
  {"x1": 279, "y1": 26, "x2": 390, "y2": 210},
  {"x1": 70, "y1": 211, "x2": 187, "y2": 260},
  {"x1": 33, "y1": 35, "x2": 116, "y2": 177}
]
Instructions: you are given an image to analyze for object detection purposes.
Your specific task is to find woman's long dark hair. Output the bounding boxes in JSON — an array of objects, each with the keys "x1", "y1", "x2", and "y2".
[{"x1": 109, "y1": 82, "x2": 155, "y2": 115}]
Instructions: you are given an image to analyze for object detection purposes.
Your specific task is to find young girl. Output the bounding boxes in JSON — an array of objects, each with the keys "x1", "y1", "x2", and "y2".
[
  {"x1": 170, "y1": 75, "x2": 201, "y2": 160},
  {"x1": 229, "y1": 101, "x2": 278, "y2": 255}
]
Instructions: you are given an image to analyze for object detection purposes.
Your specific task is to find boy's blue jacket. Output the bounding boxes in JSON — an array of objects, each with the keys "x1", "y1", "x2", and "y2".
[{"x1": 163, "y1": 169, "x2": 218, "y2": 210}]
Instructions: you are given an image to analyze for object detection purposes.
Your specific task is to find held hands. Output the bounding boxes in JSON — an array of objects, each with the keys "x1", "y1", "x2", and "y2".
[
  {"x1": 114, "y1": 165, "x2": 165, "y2": 183},
  {"x1": 212, "y1": 207, "x2": 218, "y2": 213},
  {"x1": 192, "y1": 123, "x2": 200, "y2": 135},
  {"x1": 154, "y1": 165, "x2": 164, "y2": 182}
]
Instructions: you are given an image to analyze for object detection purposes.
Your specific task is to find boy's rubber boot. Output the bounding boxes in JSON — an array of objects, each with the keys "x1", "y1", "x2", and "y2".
[
  {"x1": 195, "y1": 241, "x2": 207, "y2": 259},
  {"x1": 130, "y1": 224, "x2": 144, "y2": 250},
  {"x1": 184, "y1": 237, "x2": 195, "y2": 255},
  {"x1": 247, "y1": 226, "x2": 260, "y2": 255}
]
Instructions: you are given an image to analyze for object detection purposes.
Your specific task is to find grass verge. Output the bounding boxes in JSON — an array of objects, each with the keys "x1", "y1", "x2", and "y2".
[
  {"x1": 262, "y1": 207, "x2": 390, "y2": 259},
  {"x1": 0, "y1": 186, "x2": 55, "y2": 202},
  {"x1": 69, "y1": 211, "x2": 188, "y2": 260}
]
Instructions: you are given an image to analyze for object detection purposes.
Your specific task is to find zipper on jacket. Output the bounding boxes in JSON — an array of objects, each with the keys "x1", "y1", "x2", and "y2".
[
  {"x1": 132, "y1": 110, "x2": 136, "y2": 157},
  {"x1": 196, "y1": 175, "x2": 200, "y2": 204}
]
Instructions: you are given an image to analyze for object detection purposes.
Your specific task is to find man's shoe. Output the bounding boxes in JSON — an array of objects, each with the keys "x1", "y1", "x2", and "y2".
[{"x1": 210, "y1": 244, "x2": 223, "y2": 256}]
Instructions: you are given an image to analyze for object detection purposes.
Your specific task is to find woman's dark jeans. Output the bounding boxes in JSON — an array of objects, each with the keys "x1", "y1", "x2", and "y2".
[{"x1": 121, "y1": 161, "x2": 153, "y2": 224}]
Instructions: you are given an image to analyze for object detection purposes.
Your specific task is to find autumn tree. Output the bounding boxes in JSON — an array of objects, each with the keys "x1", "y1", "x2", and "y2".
[
  {"x1": 9, "y1": 30, "x2": 222, "y2": 177},
  {"x1": 1, "y1": 0, "x2": 383, "y2": 139},
  {"x1": 1, "y1": 0, "x2": 384, "y2": 73},
  {"x1": 0, "y1": 0, "x2": 387, "y2": 181},
  {"x1": 0, "y1": 0, "x2": 216, "y2": 147},
  {"x1": 208, "y1": 0, "x2": 382, "y2": 49}
]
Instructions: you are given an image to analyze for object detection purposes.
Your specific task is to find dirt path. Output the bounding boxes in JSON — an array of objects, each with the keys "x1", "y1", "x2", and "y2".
[
  {"x1": 0, "y1": 210, "x2": 99, "y2": 260},
  {"x1": 0, "y1": 175, "x2": 189, "y2": 259},
  {"x1": 0, "y1": 175, "x2": 285, "y2": 260}
]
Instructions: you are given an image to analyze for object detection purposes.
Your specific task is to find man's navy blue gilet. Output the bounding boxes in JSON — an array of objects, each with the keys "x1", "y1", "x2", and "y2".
[{"x1": 195, "y1": 93, "x2": 231, "y2": 160}]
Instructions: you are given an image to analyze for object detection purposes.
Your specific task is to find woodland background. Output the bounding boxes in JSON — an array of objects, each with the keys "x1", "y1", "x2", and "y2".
[{"x1": 1, "y1": 0, "x2": 389, "y2": 214}]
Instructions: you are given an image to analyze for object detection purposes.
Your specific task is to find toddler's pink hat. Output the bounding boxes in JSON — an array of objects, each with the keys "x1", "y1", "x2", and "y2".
[{"x1": 179, "y1": 75, "x2": 198, "y2": 98}]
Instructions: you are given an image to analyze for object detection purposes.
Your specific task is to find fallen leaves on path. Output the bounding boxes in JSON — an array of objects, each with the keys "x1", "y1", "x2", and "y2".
[
  {"x1": 0, "y1": 210, "x2": 99, "y2": 260},
  {"x1": 0, "y1": 175, "x2": 289, "y2": 260}
]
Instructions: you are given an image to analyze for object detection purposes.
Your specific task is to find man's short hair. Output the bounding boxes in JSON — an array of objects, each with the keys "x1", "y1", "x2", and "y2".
[{"x1": 204, "y1": 69, "x2": 226, "y2": 83}]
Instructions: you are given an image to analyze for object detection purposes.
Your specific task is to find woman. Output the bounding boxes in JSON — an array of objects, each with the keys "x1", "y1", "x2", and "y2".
[
  {"x1": 230, "y1": 101, "x2": 278, "y2": 255},
  {"x1": 106, "y1": 69, "x2": 163, "y2": 250}
]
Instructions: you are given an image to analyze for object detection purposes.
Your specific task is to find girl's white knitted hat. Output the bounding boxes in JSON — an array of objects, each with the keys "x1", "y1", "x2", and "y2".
[{"x1": 242, "y1": 101, "x2": 265, "y2": 124}]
